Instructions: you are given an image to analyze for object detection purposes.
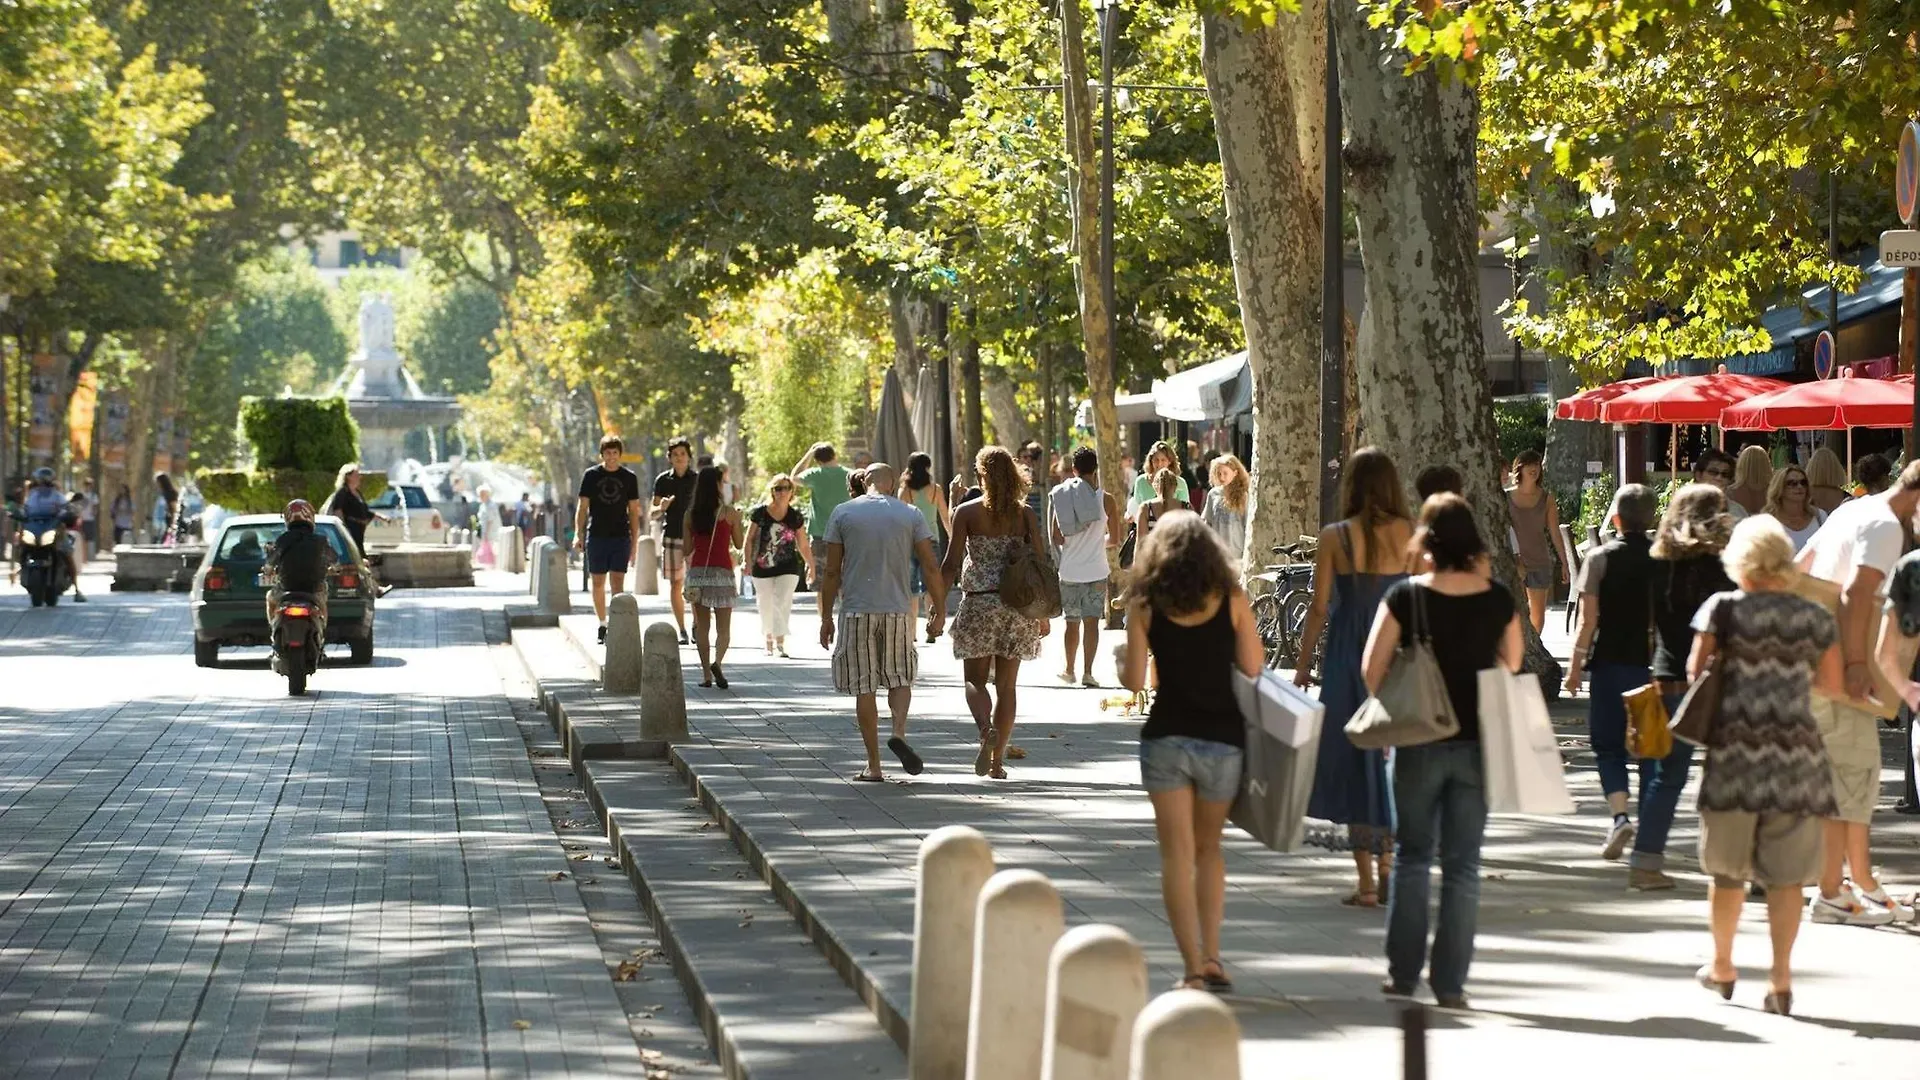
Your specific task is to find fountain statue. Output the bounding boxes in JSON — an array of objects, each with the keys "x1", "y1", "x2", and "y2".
[{"x1": 330, "y1": 292, "x2": 461, "y2": 473}]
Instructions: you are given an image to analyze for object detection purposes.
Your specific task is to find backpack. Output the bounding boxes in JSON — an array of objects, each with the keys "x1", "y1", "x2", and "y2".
[{"x1": 999, "y1": 536, "x2": 1062, "y2": 619}]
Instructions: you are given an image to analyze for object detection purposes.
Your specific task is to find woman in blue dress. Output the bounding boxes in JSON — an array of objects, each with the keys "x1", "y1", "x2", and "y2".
[{"x1": 1295, "y1": 447, "x2": 1414, "y2": 907}]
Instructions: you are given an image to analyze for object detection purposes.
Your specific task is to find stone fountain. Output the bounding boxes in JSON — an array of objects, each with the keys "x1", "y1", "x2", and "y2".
[{"x1": 330, "y1": 293, "x2": 461, "y2": 473}]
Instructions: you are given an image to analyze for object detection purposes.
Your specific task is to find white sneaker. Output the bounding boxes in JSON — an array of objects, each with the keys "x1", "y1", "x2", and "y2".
[
  {"x1": 1602, "y1": 819, "x2": 1636, "y2": 861},
  {"x1": 1809, "y1": 889, "x2": 1896, "y2": 926},
  {"x1": 1857, "y1": 886, "x2": 1918, "y2": 924}
]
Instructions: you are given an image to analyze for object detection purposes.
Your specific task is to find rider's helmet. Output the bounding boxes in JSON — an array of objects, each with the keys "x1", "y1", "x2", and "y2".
[
  {"x1": 30, "y1": 467, "x2": 54, "y2": 486},
  {"x1": 284, "y1": 499, "x2": 315, "y2": 524}
]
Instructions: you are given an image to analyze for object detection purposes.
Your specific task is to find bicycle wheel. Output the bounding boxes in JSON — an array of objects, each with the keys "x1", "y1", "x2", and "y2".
[
  {"x1": 1279, "y1": 588, "x2": 1314, "y2": 678},
  {"x1": 1250, "y1": 591, "x2": 1288, "y2": 669}
]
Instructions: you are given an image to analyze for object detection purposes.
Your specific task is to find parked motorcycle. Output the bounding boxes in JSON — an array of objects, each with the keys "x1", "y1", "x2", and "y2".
[
  {"x1": 272, "y1": 592, "x2": 322, "y2": 696},
  {"x1": 18, "y1": 515, "x2": 71, "y2": 607}
]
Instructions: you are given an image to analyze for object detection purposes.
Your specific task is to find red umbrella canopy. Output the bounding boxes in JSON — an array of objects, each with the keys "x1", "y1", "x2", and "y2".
[
  {"x1": 1719, "y1": 373, "x2": 1916, "y2": 431},
  {"x1": 1552, "y1": 376, "x2": 1668, "y2": 422},
  {"x1": 1598, "y1": 372, "x2": 1791, "y2": 424}
]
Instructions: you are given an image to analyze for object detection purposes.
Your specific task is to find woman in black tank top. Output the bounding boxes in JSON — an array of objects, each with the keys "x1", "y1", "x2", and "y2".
[{"x1": 1121, "y1": 513, "x2": 1265, "y2": 994}]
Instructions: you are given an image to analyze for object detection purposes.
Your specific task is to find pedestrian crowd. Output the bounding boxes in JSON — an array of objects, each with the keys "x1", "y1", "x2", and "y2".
[{"x1": 553, "y1": 428, "x2": 1917, "y2": 1016}]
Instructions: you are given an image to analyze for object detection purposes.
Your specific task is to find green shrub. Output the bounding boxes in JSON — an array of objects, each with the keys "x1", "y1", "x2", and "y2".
[
  {"x1": 1575, "y1": 472, "x2": 1615, "y2": 538},
  {"x1": 196, "y1": 468, "x2": 386, "y2": 514},
  {"x1": 237, "y1": 396, "x2": 360, "y2": 472},
  {"x1": 1494, "y1": 397, "x2": 1548, "y2": 466}
]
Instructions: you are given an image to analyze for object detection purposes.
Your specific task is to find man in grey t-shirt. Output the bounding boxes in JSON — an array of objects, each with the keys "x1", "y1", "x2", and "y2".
[{"x1": 819, "y1": 462, "x2": 948, "y2": 781}]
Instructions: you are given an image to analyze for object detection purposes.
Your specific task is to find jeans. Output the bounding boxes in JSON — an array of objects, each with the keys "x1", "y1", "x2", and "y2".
[
  {"x1": 1386, "y1": 741, "x2": 1488, "y2": 998},
  {"x1": 1584, "y1": 661, "x2": 1648, "y2": 798},
  {"x1": 1629, "y1": 692, "x2": 1697, "y2": 870}
]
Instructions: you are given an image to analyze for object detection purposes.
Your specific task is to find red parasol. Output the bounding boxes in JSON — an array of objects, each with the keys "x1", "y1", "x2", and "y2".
[
  {"x1": 1552, "y1": 377, "x2": 1669, "y2": 422},
  {"x1": 1598, "y1": 372, "x2": 1791, "y2": 425},
  {"x1": 1719, "y1": 373, "x2": 1916, "y2": 431}
]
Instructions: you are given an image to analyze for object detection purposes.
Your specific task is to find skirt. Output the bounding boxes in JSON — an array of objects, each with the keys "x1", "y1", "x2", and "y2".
[{"x1": 685, "y1": 565, "x2": 737, "y2": 608}]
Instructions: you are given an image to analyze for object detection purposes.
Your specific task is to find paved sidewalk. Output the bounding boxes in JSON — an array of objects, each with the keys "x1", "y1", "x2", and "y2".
[
  {"x1": 577, "y1": 588, "x2": 1920, "y2": 1077},
  {"x1": 0, "y1": 584, "x2": 657, "y2": 1077}
]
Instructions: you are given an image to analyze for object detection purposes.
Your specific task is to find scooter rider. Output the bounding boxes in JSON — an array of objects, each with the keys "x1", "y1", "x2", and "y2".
[
  {"x1": 264, "y1": 499, "x2": 333, "y2": 645},
  {"x1": 18, "y1": 468, "x2": 85, "y2": 602}
]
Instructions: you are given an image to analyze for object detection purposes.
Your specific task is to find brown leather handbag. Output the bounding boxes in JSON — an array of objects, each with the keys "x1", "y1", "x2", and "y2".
[{"x1": 1668, "y1": 600, "x2": 1727, "y2": 746}]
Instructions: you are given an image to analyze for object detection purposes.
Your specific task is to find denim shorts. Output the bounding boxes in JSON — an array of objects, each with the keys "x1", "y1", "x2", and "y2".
[
  {"x1": 1522, "y1": 565, "x2": 1553, "y2": 590},
  {"x1": 1140, "y1": 736, "x2": 1244, "y2": 804}
]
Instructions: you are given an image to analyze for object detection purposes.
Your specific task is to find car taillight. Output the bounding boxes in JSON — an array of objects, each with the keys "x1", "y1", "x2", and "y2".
[
  {"x1": 204, "y1": 570, "x2": 228, "y2": 591},
  {"x1": 336, "y1": 572, "x2": 359, "y2": 589},
  {"x1": 281, "y1": 604, "x2": 313, "y2": 618},
  {"x1": 431, "y1": 512, "x2": 442, "y2": 529}
]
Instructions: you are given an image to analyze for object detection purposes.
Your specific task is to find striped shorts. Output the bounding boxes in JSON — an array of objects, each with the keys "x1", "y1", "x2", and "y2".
[{"x1": 832, "y1": 612, "x2": 919, "y2": 697}]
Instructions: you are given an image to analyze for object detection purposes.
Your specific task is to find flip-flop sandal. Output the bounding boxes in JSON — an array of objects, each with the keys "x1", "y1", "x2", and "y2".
[
  {"x1": 1341, "y1": 890, "x2": 1381, "y2": 908},
  {"x1": 1005, "y1": 745, "x2": 1027, "y2": 760},
  {"x1": 1201, "y1": 958, "x2": 1233, "y2": 993},
  {"x1": 1174, "y1": 974, "x2": 1209, "y2": 991},
  {"x1": 988, "y1": 766, "x2": 1007, "y2": 780},
  {"x1": 852, "y1": 771, "x2": 885, "y2": 783},
  {"x1": 887, "y1": 736, "x2": 925, "y2": 776},
  {"x1": 974, "y1": 741, "x2": 993, "y2": 777},
  {"x1": 711, "y1": 665, "x2": 728, "y2": 689}
]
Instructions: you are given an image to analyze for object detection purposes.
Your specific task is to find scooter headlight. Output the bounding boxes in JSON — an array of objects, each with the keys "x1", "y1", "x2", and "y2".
[{"x1": 33, "y1": 529, "x2": 57, "y2": 546}]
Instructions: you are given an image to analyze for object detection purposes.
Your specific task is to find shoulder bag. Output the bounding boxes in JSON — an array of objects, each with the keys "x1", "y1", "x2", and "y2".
[
  {"x1": 1668, "y1": 597, "x2": 1727, "y2": 746},
  {"x1": 1000, "y1": 521, "x2": 1063, "y2": 619},
  {"x1": 1345, "y1": 583, "x2": 1460, "y2": 749}
]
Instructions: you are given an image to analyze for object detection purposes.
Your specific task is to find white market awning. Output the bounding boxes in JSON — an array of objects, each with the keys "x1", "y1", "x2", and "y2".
[
  {"x1": 1075, "y1": 392, "x2": 1160, "y2": 430},
  {"x1": 1152, "y1": 351, "x2": 1250, "y2": 422}
]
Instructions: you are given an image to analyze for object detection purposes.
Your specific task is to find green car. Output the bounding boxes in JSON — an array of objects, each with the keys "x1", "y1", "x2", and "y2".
[{"x1": 190, "y1": 514, "x2": 378, "y2": 667}]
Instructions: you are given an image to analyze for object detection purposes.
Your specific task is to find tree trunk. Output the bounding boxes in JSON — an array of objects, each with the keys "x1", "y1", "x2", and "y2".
[
  {"x1": 1545, "y1": 355, "x2": 1609, "y2": 499},
  {"x1": 1330, "y1": 6, "x2": 1562, "y2": 691},
  {"x1": 959, "y1": 308, "x2": 984, "y2": 459},
  {"x1": 984, "y1": 368, "x2": 1032, "y2": 449},
  {"x1": 1058, "y1": 0, "x2": 1124, "y2": 500},
  {"x1": 887, "y1": 286, "x2": 931, "y2": 392},
  {"x1": 1200, "y1": 5, "x2": 1326, "y2": 568}
]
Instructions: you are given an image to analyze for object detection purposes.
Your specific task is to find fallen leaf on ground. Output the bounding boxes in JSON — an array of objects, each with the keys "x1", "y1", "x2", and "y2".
[
  {"x1": 641, "y1": 1049, "x2": 664, "y2": 1063},
  {"x1": 569, "y1": 853, "x2": 591, "y2": 861},
  {"x1": 512, "y1": 1019, "x2": 532, "y2": 1030},
  {"x1": 548, "y1": 872, "x2": 568, "y2": 881},
  {"x1": 616, "y1": 960, "x2": 642, "y2": 982}
]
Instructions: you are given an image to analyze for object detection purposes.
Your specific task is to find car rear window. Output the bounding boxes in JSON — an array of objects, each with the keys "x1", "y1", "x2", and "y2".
[
  {"x1": 216, "y1": 524, "x2": 351, "y2": 562},
  {"x1": 403, "y1": 487, "x2": 432, "y2": 510}
]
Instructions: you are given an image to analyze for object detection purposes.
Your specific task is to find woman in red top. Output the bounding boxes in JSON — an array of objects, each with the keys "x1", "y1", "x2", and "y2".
[{"x1": 683, "y1": 465, "x2": 743, "y2": 688}]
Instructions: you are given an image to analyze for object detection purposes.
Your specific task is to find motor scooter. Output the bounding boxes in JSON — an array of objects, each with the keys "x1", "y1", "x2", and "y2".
[
  {"x1": 18, "y1": 515, "x2": 71, "y2": 607},
  {"x1": 272, "y1": 592, "x2": 322, "y2": 696}
]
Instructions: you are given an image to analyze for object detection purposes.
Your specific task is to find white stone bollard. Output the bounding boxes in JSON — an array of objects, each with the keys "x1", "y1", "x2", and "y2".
[
  {"x1": 526, "y1": 537, "x2": 553, "y2": 595},
  {"x1": 1040, "y1": 925, "x2": 1148, "y2": 1080},
  {"x1": 1128, "y1": 990, "x2": 1239, "y2": 1080},
  {"x1": 604, "y1": 594, "x2": 642, "y2": 692},
  {"x1": 910, "y1": 826, "x2": 996, "y2": 1080},
  {"x1": 534, "y1": 540, "x2": 571, "y2": 615},
  {"x1": 638, "y1": 621, "x2": 688, "y2": 742},
  {"x1": 503, "y1": 532, "x2": 526, "y2": 573},
  {"x1": 966, "y1": 870, "x2": 1064, "y2": 1080},
  {"x1": 632, "y1": 534, "x2": 659, "y2": 595}
]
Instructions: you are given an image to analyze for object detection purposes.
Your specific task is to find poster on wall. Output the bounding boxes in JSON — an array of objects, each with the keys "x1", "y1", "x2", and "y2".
[
  {"x1": 100, "y1": 390, "x2": 129, "y2": 473},
  {"x1": 152, "y1": 414, "x2": 174, "y2": 476},
  {"x1": 67, "y1": 372, "x2": 98, "y2": 464},
  {"x1": 28, "y1": 354, "x2": 59, "y2": 465}
]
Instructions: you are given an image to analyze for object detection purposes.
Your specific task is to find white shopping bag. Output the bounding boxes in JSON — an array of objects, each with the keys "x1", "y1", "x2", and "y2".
[
  {"x1": 1477, "y1": 668, "x2": 1575, "y2": 815},
  {"x1": 1232, "y1": 668, "x2": 1324, "y2": 748}
]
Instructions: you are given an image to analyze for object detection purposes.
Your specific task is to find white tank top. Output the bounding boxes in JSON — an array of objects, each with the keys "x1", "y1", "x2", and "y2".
[{"x1": 1057, "y1": 512, "x2": 1110, "y2": 584}]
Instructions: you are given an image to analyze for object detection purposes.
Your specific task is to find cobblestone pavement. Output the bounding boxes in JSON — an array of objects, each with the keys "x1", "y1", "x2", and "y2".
[
  {"x1": 591, "y1": 587, "x2": 1920, "y2": 1078},
  {"x1": 0, "y1": 578, "x2": 658, "y2": 1078}
]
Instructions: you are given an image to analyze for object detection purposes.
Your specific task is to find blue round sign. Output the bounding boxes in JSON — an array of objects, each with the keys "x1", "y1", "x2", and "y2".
[{"x1": 1813, "y1": 330, "x2": 1835, "y2": 380}]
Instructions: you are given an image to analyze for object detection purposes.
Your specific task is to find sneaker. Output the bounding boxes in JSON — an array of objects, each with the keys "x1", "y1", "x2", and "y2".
[
  {"x1": 596, "y1": 624, "x2": 608, "y2": 644},
  {"x1": 1809, "y1": 889, "x2": 1896, "y2": 926},
  {"x1": 1893, "y1": 800, "x2": 1920, "y2": 816},
  {"x1": 1628, "y1": 868, "x2": 1675, "y2": 891},
  {"x1": 1858, "y1": 886, "x2": 1918, "y2": 924},
  {"x1": 1602, "y1": 819, "x2": 1636, "y2": 861}
]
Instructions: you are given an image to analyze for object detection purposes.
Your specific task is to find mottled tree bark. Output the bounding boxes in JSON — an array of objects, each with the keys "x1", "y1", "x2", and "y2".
[
  {"x1": 1200, "y1": 4, "x2": 1326, "y2": 567},
  {"x1": 1331, "y1": 4, "x2": 1562, "y2": 691},
  {"x1": 1058, "y1": 0, "x2": 1124, "y2": 499},
  {"x1": 984, "y1": 368, "x2": 1033, "y2": 449}
]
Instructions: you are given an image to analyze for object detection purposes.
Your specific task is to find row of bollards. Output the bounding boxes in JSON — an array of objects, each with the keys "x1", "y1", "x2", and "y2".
[{"x1": 912, "y1": 825, "x2": 1241, "y2": 1080}]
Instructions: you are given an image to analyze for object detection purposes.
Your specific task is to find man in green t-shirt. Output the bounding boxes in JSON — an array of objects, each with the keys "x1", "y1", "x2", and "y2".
[{"x1": 792, "y1": 442, "x2": 852, "y2": 571}]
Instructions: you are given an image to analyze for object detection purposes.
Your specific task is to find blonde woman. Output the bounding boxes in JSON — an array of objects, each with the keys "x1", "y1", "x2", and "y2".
[
  {"x1": 1689, "y1": 516, "x2": 1842, "y2": 1016},
  {"x1": 1804, "y1": 448, "x2": 1850, "y2": 514},
  {"x1": 942, "y1": 446, "x2": 1049, "y2": 779},
  {"x1": 1726, "y1": 445, "x2": 1772, "y2": 516},
  {"x1": 1200, "y1": 454, "x2": 1249, "y2": 565},
  {"x1": 744, "y1": 474, "x2": 813, "y2": 657},
  {"x1": 1759, "y1": 464, "x2": 1825, "y2": 553}
]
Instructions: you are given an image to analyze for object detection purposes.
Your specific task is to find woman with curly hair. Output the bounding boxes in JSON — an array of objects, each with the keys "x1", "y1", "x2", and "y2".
[
  {"x1": 942, "y1": 446, "x2": 1050, "y2": 779},
  {"x1": 1200, "y1": 454, "x2": 1250, "y2": 565},
  {"x1": 1121, "y1": 511, "x2": 1264, "y2": 993}
]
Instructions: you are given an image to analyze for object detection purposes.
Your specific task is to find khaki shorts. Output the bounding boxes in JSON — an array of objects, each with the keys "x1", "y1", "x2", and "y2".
[
  {"x1": 1699, "y1": 810, "x2": 1823, "y2": 889},
  {"x1": 832, "y1": 612, "x2": 918, "y2": 697},
  {"x1": 1809, "y1": 696, "x2": 1881, "y2": 824}
]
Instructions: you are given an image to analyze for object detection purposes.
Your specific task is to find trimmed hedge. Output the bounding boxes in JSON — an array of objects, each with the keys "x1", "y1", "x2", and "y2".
[
  {"x1": 198, "y1": 469, "x2": 388, "y2": 514},
  {"x1": 238, "y1": 396, "x2": 360, "y2": 472}
]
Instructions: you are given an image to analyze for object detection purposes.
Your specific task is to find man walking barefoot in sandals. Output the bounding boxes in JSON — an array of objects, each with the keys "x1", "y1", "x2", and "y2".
[{"x1": 819, "y1": 462, "x2": 948, "y2": 782}]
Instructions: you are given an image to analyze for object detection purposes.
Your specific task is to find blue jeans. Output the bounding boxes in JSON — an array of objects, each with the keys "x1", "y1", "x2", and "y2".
[
  {"x1": 1629, "y1": 693, "x2": 1697, "y2": 870},
  {"x1": 1585, "y1": 661, "x2": 1648, "y2": 799},
  {"x1": 1386, "y1": 741, "x2": 1488, "y2": 998}
]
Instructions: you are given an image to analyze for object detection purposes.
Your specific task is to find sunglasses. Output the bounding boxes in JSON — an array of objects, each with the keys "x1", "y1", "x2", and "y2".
[
  {"x1": 773, "y1": 485, "x2": 793, "y2": 493},
  {"x1": 1785, "y1": 477, "x2": 1808, "y2": 487}
]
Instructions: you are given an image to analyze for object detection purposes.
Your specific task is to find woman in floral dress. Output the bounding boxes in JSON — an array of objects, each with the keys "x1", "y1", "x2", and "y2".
[{"x1": 942, "y1": 446, "x2": 1050, "y2": 779}]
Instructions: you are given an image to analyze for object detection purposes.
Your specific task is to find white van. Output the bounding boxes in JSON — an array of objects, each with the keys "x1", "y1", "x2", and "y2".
[{"x1": 362, "y1": 484, "x2": 447, "y2": 548}]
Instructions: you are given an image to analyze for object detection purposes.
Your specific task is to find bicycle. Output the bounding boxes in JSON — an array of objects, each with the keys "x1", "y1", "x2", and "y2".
[{"x1": 1247, "y1": 538, "x2": 1322, "y2": 681}]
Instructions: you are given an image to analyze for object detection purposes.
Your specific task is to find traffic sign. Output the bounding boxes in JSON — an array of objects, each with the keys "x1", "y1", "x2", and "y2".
[
  {"x1": 1882, "y1": 229, "x2": 1920, "y2": 267},
  {"x1": 1900, "y1": 121, "x2": 1920, "y2": 225},
  {"x1": 1814, "y1": 330, "x2": 1835, "y2": 380}
]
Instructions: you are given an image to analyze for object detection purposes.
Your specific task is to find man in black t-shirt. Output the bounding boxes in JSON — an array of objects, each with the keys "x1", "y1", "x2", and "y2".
[
  {"x1": 573, "y1": 434, "x2": 643, "y2": 642},
  {"x1": 652, "y1": 436, "x2": 697, "y2": 642}
]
